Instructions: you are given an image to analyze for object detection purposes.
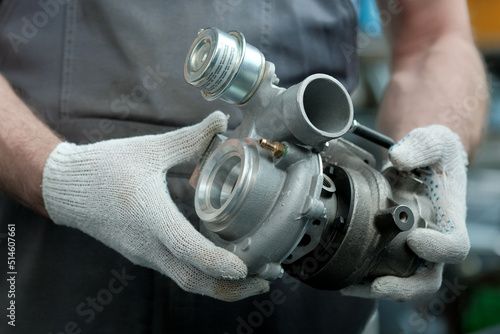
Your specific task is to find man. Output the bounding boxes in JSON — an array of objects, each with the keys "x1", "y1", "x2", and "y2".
[{"x1": 0, "y1": 0, "x2": 487, "y2": 333}]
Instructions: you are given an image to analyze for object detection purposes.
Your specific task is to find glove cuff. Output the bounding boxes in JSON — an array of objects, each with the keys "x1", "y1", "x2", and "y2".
[{"x1": 42, "y1": 141, "x2": 98, "y2": 227}]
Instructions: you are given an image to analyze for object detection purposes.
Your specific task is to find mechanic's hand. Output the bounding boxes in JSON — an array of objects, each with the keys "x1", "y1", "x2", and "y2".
[
  {"x1": 341, "y1": 125, "x2": 469, "y2": 301},
  {"x1": 42, "y1": 111, "x2": 269, "y2": 302}
]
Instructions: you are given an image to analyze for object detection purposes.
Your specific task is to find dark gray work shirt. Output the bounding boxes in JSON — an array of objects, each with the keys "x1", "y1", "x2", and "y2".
[{"x1": 0, "y1": 1, "x2": 375, "y2": 333}]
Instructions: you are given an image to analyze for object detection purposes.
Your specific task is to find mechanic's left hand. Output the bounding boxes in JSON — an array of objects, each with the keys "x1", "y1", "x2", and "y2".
[{"x1": 341, "y1": 125, "x2": 469, "y2": 301}]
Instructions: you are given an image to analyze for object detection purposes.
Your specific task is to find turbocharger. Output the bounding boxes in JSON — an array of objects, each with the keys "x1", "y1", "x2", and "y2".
[{"x1": 184, "y1": 28, "x2": 435, "y2": 290}]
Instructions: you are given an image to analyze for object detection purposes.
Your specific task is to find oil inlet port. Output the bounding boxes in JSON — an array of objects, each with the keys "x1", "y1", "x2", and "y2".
[{"x1": 258, "y1": 138, "x2": 287, "y2": 158}]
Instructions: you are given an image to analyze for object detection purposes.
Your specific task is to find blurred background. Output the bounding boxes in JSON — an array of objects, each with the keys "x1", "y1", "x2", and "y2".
[{"x1": 350, "y1": 1, "x2": 500, "y2": 333}]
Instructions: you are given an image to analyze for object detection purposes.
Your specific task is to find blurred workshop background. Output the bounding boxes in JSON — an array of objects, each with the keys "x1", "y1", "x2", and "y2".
[{"x1": 349, "y1": 1, "x2": 500, "y2": 333}]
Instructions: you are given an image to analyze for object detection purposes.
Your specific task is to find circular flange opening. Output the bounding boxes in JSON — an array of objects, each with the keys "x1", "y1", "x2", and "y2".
[
  {"x1": 302, "y1": 77, "x2": 353, "y2": 137},
  {"x1": 209, "y1": 155, "x2": 241, "y2": 209},
  {"x1": 195, "y1": 138, "x2": 259, "y2": 228}
]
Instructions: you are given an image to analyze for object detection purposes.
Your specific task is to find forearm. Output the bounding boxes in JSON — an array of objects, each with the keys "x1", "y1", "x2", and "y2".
[
  {"x1": 377, "y1": 35, "x2": 488, "y2": 156},
  {"x1": 0, "y1": 75, "x2": 62, "y2": 216},
  {"x1": 376, "y1": 0, "x2": 488, "y2": 158}
]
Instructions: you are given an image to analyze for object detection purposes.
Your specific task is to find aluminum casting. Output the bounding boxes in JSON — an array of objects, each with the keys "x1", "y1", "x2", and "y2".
[{"x1": 184, "y1": 28, "x2": 437, "y2": 289}]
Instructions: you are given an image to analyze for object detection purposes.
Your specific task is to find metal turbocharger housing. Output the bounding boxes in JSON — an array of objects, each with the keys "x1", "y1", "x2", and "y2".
[{"x1": 184, "y1": 28, "x2": 435, "y2": 289}]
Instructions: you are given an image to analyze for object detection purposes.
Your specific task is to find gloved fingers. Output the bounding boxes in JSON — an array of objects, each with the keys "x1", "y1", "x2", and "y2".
[
  {"x1": 176, "y1": 269, "x2": 270, "y2": 302},
  {"x1": 370, "y1": 262, "x2": 444, "y2": 301},
  {"x1": 407, "y1": 228, "x2": 470, "y2": 264},
  {"x1": 389, "y1": 125, "x2": 468, "y2": 171},
  {"x1": 160, "y1": 111, "x2": 228, "y2": 168},
  {"x1": 342, "y1": 263, "x2": 443, "y2": 302},
  {"x1": 340, "y1": 283, "x2": 372, "y2": 299},
  {"x1": 156, "y1": 197, "x2": 248, "y2": 279},
  {"x1": 161, "y1": 250, "x2": 269, "y2": 302}
]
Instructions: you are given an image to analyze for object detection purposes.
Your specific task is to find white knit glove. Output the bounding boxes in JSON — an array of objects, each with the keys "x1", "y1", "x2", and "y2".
[
  {"x1": 342, "y1": 125, "x2": 469, "y2": 301},
  {"x1": 42, "y1": 111, "x2": 269, "y2": 302}
]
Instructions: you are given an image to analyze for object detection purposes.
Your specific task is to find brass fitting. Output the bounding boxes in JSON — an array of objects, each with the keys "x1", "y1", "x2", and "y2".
[{"x1": 258, "y1": 138, "x2": 287, "y2": 158}]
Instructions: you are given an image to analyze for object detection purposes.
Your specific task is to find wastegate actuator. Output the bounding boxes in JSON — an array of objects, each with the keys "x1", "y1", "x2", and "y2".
[{"x1": 184, "y1": 28, "x2": 436, "y2": 290}]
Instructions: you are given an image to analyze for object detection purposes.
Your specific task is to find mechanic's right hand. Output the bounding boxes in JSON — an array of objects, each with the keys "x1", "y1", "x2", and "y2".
[{"x1": 42, "y1": 111, "x2": 269, "y2": 302}]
